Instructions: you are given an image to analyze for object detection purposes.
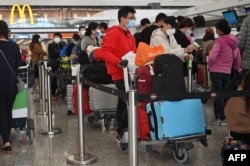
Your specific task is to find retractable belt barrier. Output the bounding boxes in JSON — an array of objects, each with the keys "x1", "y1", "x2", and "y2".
[{"x1": 83, "y1": 78, "x2": 250, "y2": 101}]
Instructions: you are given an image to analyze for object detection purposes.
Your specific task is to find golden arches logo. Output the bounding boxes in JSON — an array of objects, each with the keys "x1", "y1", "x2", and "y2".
[{"x1": 10, "y1": 4, "x2": 34, "y2": 24}]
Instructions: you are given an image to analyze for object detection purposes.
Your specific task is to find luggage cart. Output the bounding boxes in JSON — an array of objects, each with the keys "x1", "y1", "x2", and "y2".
[
  {"x1": 87, "y1": 84, "x2": 118, "y2": 129},
  {"x1": 119, "y1": 58, "x2": 211, "y2": 164},
  {"x1": 12, "y1": 62, "x2": 35, "y2": 144}
]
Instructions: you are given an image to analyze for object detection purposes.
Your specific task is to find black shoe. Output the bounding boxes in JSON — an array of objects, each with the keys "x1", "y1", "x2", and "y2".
[
  {"x1": 1, "y1": 146, "x2": 12, "y2": 154},
  {"x1": 67, "y1": 111, "x2": 74, "y2": 115}
]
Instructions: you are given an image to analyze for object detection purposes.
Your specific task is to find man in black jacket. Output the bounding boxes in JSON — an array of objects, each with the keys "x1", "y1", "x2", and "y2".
[
  {"x1": 140, "y1": 13, "x2": 167, "y2": 45},
  {"x1": 48, "y1": 32, "x2": 65, "y2": 101}
]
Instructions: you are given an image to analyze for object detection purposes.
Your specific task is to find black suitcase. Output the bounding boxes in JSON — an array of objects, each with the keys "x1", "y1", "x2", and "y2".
[{"x1": 152, "y1": 54, "x2": 186, "y2": 96}]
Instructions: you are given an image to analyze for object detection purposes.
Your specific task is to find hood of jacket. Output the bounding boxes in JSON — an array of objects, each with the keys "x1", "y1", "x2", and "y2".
[
  {"x1": 151, "y1": 28, "x2": 166, "y2": 39},
  {"x1": 216, "y1": 34, "x2": 238, "y2": 50}
]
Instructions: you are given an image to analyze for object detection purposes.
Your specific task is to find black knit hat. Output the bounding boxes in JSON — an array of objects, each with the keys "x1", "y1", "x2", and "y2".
[
  {"x1": 215, "y1": 19, "x2": 231, "y2": 35},
  {"x1": 164, "y1": 16, "x2": 178, "y2": 28}
]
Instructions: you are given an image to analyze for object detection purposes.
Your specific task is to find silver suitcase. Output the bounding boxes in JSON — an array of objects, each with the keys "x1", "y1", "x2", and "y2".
[
  {"x1": 66, "y1": 84, "x2": 74, "y2": 113},
  {"x1": 89, "y1": 84, "x2": 118, "y2": 111}
]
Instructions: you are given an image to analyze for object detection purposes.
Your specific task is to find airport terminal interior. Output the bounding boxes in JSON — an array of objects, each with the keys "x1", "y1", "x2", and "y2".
[{"x1": 0, "y1": 0, "x2": 250, "y2": 165}]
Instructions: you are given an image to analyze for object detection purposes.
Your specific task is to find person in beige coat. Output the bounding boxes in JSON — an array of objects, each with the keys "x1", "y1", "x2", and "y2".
[
  {"x1": 29, "y1": 34, "x2": 47, "y2": 91},
  {"x1": 150, "y1": 16, "x2": 193, "y2": 62}
]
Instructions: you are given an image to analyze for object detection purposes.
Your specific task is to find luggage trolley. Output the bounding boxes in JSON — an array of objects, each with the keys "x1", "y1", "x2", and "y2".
[
  {"x1": 88, "y1": 84, "x2": 118, "y2": 129},
  {"x1": 12, "y1": 62, "x2": 35, "y2": 144},
  {"x1": 119, "y1": 58, "x2": 211, "y2": 164}
]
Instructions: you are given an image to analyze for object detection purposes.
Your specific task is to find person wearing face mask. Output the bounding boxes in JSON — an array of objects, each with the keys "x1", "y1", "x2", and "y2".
[
  {"x1": 98, "y1": 22, "x2": 108, "y2": 38},
  {"x1": 94, "y1": 6, "x2": 136, "y2": 143},
  {"x1": 70, "y1": 25, "x2": 85, "y2": 60},
  {"x1": 81, "y1": 22, "x2": 102, "y2": 52},
  {"x1": 150, "y1": 16, "x2": 193, "y2": 62},
  {"x1": 173, "y1": 17, "x2": 197, "y2": 80},
  {"x1": 48, "y1": 32, "x2": 66, "y2": 101}
]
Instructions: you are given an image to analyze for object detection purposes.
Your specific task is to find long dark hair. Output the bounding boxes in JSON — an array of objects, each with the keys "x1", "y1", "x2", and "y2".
[
  {"x1": 0, "y1": 20, "x2": 9, "y2": 39},
  {"x1": 29, "y1": 34, "x2": 41, "y2": 50},
  {"x1": 85, "y1": 22, "x2": 99, "y2": 36}
]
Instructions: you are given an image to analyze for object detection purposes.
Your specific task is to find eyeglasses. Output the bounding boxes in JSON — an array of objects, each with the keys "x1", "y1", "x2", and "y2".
[{"x1": 126, "y1": 17, "x2": 136, "y2": 20}]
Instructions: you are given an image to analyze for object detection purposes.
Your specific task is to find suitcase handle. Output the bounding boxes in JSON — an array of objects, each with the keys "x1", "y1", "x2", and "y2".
[
  {"x1": 149, "y1": 103, "x2": 160, "y2": 140},
  {"x1": 147, "y1": 112, "x2": 155, "y2": 133}
]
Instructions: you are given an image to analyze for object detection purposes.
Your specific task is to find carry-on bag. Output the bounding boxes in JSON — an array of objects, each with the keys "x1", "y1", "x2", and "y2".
[
  {"x1": 146, "y1": 99, "x2": 206, "y2": 140},
  {"x1": 136, "y1": 63, "x2": 154, "y2": 95},
  {"x1": 152, "y1": 54, "x2": 186, "y2": 95},
  {"x1": 72, "y1": 84, "x2": 92, "y2": 115},
  {"x1": 81, "y1": 62, "x2": 112, "y2": 85},
  {"x1": 89, "y1": 84, "x2": 118, "y2": 111}
]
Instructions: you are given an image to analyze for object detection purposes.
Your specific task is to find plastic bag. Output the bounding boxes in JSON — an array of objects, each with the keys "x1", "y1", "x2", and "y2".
[{"x1": 135, "y1": 42, "x2": 164, "y2": 66}]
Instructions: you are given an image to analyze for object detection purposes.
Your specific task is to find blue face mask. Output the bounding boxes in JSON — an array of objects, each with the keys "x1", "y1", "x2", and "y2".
[{"x1": 127, "y1": 20, "x2": 136, "y2": 28}]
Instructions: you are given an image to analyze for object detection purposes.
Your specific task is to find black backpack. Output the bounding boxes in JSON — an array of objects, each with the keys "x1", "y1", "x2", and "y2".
[{"x1": 152, "y1": 54, "x2": 186, "y2": 96}]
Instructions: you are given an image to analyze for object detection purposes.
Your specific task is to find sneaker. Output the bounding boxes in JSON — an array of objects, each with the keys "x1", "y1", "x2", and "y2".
[
  {"x1": 116, "y1": 134, "x2": 122, "y2": 143},
  {"x1": 211, "y1": 119, "x2": 227, "y2": 126}
]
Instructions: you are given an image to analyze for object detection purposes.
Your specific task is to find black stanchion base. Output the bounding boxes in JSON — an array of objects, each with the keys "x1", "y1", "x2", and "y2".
[
  {"x1": 40, "y1": 128, "x2": 62, "y2": 135},
  {"x1": 67, "y1": 153, "x2": 97, "y2": 165}
]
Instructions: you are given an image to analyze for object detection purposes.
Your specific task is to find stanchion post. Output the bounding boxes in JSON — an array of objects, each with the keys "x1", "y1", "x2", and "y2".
[
  {"x1": 36, "y1": 63, "x2": 47, "y2": 115},
  {"x1": 187, "y1": 59, "x2": 192, "y2": 93},
  {"x1": 128, "y1": 90, "x2": 138, "y2": 166},
  {"x1": 40, "y1": 67, "x2": 62, "y2": 135},
  {"x1": 38, "y1": 61, "x2": 43, "y2": 100},
  {"x1": 67, "y1": 74, "x2": 97, "y2": 165}
]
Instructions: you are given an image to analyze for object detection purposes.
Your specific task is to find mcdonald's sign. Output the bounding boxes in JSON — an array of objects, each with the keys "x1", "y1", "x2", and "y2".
[{"x1": 10, "y1": 4, "x2": 34, "y2": 24}]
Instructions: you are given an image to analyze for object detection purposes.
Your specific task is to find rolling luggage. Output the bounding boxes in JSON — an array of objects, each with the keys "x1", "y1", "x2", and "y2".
[
  {"x1": 146, "y1": 99, "x2": 206, "y2": 140},
  {"x1": 66, "y1": 84, "x2": 74, "y2": 114},
  {"x1": 137, "y1": 102, "x2": 150, "y2": 140},
  {"x1": 72, "y1": 84, "x2": 92, "y2": 115},
  {"x1": 152, "y1": 54, "x2": 186, "y2": 95},
  {"x1": 89, "y1": 84, "x2": 118, "y2": 111}
]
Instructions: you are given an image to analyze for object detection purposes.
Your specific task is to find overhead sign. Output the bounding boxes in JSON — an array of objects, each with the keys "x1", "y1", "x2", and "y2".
[{"x1": 10, "y1": 4, "x2": 34, "y2": 25}]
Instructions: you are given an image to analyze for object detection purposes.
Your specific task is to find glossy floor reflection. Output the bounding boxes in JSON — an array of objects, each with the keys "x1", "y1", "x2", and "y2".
[{"x1": 0, "y1": 90, "x2": 228, "y2": 166}]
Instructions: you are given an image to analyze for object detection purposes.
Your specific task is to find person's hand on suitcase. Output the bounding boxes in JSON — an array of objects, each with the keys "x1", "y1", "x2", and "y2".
[{"x1": 118, "y1": 59, "x2": 128, "y2": 68}]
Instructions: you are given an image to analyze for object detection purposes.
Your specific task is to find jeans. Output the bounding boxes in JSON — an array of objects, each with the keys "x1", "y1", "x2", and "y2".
[
  {"x1": 114, "y1": 79, "x2": 128, "y2": 136},
  {"x1": 210, "y1": 72, "x2": 230, "y2": 120}
]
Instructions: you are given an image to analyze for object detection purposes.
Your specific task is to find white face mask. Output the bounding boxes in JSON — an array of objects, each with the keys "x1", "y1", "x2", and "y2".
[
  {"x1": 185, "y1": 29, "x2": 192, "y2": 35},
  {"x1": 166, "y1": 29, "x2": 176, "y2": 36},
  {"x1": 39, "y1": 38, "x2": 43, "y2": 42},
  {"x1": 54, "y1": 37, "x2": 60, "y2": 43},
  {"x1": 80, "y1": 30, "x2": 86, "y2": 36}
]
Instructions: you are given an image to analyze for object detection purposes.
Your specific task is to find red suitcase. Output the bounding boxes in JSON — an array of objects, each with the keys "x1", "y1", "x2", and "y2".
[
  {"x1": 72, "y1": 84, "x2": 92, "y2": 116},
  {"x1": 197, "y1": 66, "x2": 204, "y2": 84},
  {"x1": 137, "y1": 102, "x2": 151, "y2": 140},
  {"x1": 136, "y1": 63, "x2": 154, "y2": 95}
]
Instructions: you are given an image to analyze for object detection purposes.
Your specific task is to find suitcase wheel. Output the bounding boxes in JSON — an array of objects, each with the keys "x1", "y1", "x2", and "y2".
[
  {"x1": 104, "y1": 118, "x2": 111, "y2": 129},
  {"x1": 120, "y1": 143, "x2": 128, "y2": 154},
  {"x1": 172, "y1": 147, "x2": 188, "y2": 164}
]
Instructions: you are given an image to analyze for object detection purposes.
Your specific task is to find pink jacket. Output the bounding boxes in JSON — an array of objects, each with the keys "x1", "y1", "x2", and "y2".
[{"x1": 208, "y1": 34, "x2": 241, "y2": 74}]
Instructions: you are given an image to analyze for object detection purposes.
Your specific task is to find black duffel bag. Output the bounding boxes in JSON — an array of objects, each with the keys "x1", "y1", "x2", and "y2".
[{"x1": 81, "y1": 62, "x2": 113, "y2": 85}]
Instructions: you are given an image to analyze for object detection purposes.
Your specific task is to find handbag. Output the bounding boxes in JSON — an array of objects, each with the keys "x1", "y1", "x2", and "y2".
[
  {"x1": 0, "y1": 49, "x2": 25, "y2": 92},
  {"x1": 230, "y1": 49, "x2": 239, "y2": 79},
  {"x1": 135, "y1": 42, "x2": 164, "y2": 66}
]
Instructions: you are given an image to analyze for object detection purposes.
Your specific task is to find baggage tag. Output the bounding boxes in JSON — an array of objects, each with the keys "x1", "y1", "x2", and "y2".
[{"x1": 148, "y1": 64, "x2": 154, "y2": 76}]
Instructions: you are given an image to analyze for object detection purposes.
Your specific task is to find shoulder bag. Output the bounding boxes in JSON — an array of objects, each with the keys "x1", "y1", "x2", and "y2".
[{"x1": 0, "y1": 49, "x2": 25, "y2": 92}]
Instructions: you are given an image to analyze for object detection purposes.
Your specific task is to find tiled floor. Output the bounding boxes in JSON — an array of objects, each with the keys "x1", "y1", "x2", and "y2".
[{"x1": 0, "y1": 89, "x2": 228, "y2": 166}]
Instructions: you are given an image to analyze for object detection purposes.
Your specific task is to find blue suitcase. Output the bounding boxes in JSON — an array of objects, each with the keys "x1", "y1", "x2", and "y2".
[{"x1": 146, "y1": 99, "x2": 206, "y2": 140}]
